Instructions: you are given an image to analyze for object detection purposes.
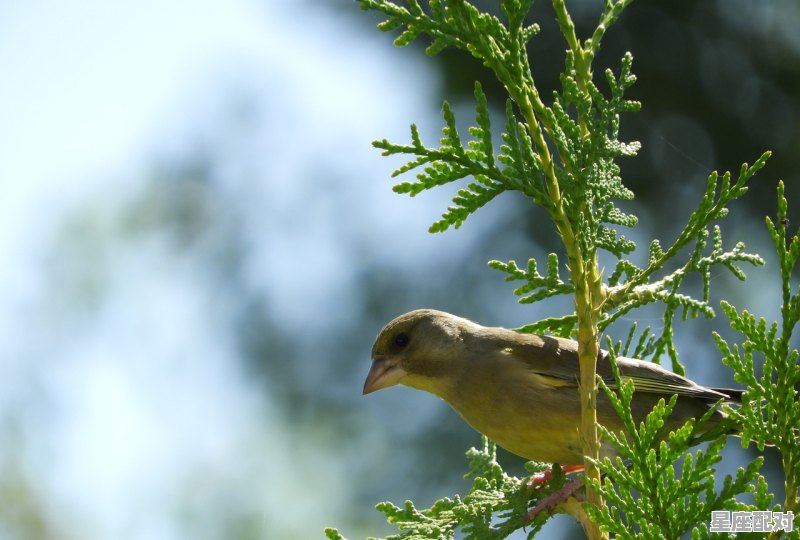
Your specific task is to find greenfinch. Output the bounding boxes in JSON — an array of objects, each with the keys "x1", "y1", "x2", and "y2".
[{"x1": 363, "y1": 309, "x2": 741, "y2": 465}]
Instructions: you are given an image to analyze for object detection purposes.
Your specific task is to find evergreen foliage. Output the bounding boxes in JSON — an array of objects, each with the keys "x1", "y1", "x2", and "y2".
[{"x1": 326, "y1": 1, "x2": 797, "y2": 538}]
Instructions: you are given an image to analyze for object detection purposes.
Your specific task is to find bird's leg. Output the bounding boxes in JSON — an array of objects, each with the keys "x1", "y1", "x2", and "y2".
[
  {"x1": 525, "y1": 465, "x2": 587, "y2": 524},
  {"x1": 526, "y1": 476, "x2": 585, "y2": 522}
]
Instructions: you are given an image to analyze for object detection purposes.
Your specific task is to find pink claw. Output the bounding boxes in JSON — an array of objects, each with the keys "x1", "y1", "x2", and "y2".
[
  {"x1": 526, "y1": 477, "x2": 585, "y2": 522},
  {"x1": 526, "y1": 464, "x2": 584, "y2": 490}
]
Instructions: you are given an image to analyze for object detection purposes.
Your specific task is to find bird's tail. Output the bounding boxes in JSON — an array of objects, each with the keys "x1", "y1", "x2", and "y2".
[
  {"x1": 710, "y1": 387, "x2": 744, "y2": 403},
  {"x1": 707, "y1": 387, "x2": 781, "y2": 447}
]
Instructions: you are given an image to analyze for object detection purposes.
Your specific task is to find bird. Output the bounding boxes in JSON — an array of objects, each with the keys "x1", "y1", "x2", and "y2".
[{"x1": 363, "y1": 309, "x2": 742, "y2": 465}]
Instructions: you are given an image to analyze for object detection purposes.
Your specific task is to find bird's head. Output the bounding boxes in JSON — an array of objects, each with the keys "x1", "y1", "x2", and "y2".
[{"x1": 363, "y1": 309, "x2": 471, "y2": 395}]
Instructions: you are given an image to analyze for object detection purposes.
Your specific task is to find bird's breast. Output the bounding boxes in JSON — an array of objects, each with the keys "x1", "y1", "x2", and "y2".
[{"x1": 443, "y1": 362, "x2": 591, "y2": 464}]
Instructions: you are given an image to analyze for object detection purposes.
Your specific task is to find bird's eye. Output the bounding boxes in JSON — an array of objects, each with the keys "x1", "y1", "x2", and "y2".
[{"x1": 393, "y1": 332, "x2": 410, "y2": 348}]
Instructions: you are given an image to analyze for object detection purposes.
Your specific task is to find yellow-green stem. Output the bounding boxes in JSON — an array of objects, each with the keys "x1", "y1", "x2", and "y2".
[
  {"x1": 515, "y1": 87, "x2": 606, "y2": 540},
  {"x1": 783, "y1": 454, "x2": 798, "y2": 520},
  {"x1": 509, "y1": 7, "x2": 606, "y2": 534},
  {"x1": 568, "y1": 241, "x2": 606, "y2": 540},
  {"x1": 768, "y1": 459, "x2": 797, "y2": 540}
]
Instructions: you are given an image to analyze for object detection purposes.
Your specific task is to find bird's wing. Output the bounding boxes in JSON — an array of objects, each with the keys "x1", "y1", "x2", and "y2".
[
  {"x1": 508, "y1": 333, "x2": 732, "y2": 402},
  {"x1": 610, "y1": 355, "x2": 731, "y2": 402}
]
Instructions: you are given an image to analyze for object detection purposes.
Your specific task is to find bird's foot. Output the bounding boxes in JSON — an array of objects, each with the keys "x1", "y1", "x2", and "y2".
[
  {"x1": 526, "y1": 469, "x2": 553, "y2": 489},
  {"x1": 526, "y1": 477, "x2": 585, "y2": 522},
  {"x1": 526, "y1": 464, "x2": 584, "y2": 490}
]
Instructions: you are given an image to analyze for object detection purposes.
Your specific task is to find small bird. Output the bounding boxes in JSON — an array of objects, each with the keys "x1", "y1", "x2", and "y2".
[{"x1": 363, "y1": 309, "x2": 742, "y2": 465}]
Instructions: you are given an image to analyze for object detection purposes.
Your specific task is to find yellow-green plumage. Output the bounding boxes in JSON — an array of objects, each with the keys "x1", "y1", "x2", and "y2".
[{"x1": 364, "y1": 309, "x2": 740, "y2": 465}]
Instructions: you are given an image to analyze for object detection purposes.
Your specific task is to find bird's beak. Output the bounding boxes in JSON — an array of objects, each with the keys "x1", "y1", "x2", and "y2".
[{"x1": 363, "y1": 355, "x2": 407, "y2": 395}]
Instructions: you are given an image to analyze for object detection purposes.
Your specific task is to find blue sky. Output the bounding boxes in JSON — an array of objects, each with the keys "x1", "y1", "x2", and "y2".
[{"x1": 0, "y1": 1, "x2": 458, "y2": 538}]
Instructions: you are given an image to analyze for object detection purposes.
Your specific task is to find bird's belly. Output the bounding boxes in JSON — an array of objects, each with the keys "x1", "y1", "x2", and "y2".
[
  {"x1": 475, "y1": 407, "x2": 584, "y2": 464},
  {"x1": 448, "y1": 382, "x2": 619, "y2": 465}
]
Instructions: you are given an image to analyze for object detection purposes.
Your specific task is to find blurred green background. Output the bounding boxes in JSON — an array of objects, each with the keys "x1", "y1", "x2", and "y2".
[{"x1": 0, "y1": 0, "x2": 797, "y2": 538}]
